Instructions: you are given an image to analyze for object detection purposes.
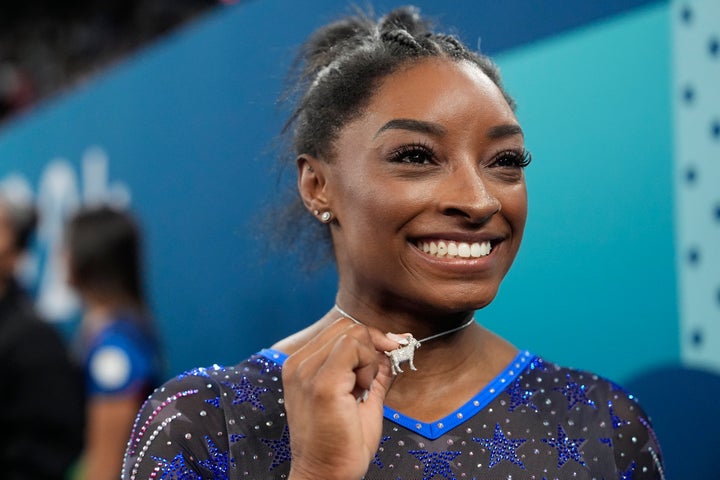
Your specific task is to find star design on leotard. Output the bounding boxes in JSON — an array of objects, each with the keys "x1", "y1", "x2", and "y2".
[
  {"x1": 553, "y1": 374, "x2": 596, "y2": 410},
  {"x1": 260, "y1": 425, "x2": 292, "y2": 470},
  {"x1": 150, "y1": 452, "x2": 201, "y2": 479},
  {"x1": 608, "y1": 400, "x2": 630, "y2": 429},
  {"x1": 542, "y1": 424, "x2": 586, "y2": 468},
  {"x1": 371, "y1": 436, "x2": 391, "y2": 468},
  {"x1": 408, "y1": 449, "x2": 461, "y2": 480},
  {"x1": 223, "y1": 376, "x2": 269, "y2": 410},
  {"x1": 507, "y1": 378, "x2": 539, "y2": 412},
  {"x1": 618, "y1": 460, "x2": 637, "y2": 479},
  {"x1": 473, "y1": 423, "x2": 527, "y2": 469},
  {"x1": 196, "y1": 435, "x2": 234, "y2": 479}
]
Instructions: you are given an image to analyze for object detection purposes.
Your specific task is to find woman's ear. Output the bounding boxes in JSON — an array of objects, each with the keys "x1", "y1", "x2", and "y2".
[{"x1": 297, "y1": 155, "x2": 330, "y2": 214}]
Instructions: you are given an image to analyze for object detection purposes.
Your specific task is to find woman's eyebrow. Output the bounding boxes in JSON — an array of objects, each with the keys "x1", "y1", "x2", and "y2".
[
  {"x1": 374, "y1": 118, "x2": 447, "y2": 138},
  {"x1": 486, "y1": 124, "x2": 524, "y2": 139}
]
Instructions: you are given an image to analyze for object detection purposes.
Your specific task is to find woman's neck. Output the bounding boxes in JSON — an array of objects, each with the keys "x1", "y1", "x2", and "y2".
[
  {"x1": 328, "y1": 296, "x2": 519, "y2": 420},
  {"x1": 332, "y1": 297, "x2": 476, "y2": 344},
  {"x1": 271, "y1": 303, "x2": 518, "y2": 421}
]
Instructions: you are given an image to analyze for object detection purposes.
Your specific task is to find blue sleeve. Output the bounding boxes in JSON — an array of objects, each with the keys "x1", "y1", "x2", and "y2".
[{"x1": 86, "y1": 328, "x2": 154, "y2": 396}]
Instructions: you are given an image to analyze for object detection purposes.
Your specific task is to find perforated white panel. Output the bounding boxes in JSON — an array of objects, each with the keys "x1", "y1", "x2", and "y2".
[{"x1": 674, "y1": 0, "x2": 720, "y2": 372}]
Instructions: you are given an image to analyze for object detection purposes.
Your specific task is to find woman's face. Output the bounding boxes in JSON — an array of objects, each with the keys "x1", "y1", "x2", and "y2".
[{"x1": 320, "y1": 58, "x2": 528, "y2": 314}]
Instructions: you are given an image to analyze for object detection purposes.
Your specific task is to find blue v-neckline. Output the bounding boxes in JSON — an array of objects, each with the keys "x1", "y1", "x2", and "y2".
[
  {"x1": 382, "y1": 350, "x2": 534, "y2": 439},
  {"x1": 258, "y1": 348, "x2": 535, "y2": 440}
]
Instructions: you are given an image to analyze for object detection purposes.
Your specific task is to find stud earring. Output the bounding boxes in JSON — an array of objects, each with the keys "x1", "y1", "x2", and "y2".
[
  {"x1": 320, "y1": 211, "x2": 333, "y2": 223},
  {"x1": 313, "y1": 209, "x2": 319, "y2": 215}
]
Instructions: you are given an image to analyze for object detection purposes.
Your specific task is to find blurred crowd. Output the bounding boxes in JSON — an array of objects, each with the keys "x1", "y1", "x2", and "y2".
[
  {"x1": 1, "y1": 4, "x2": 228, "y2": 476},
  {"x1": 0, "y1": 184, "x2": 161, "y2": 479},
  {"x1": 0, "y1": 0, "x2": 218, "y2": 124}
]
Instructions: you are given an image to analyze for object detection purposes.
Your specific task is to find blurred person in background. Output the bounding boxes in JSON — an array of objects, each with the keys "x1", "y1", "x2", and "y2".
[
  {"x1": 64, "y1": 206, "x2": 161, "y2": 480},
  {"x1": 0, "y1": 185, "x2": 84, "y2": 480}
]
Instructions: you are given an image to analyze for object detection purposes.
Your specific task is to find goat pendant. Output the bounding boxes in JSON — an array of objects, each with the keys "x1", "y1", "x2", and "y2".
[{"x1": 384, "y1": 334, "x2": 421, "y2": 375}]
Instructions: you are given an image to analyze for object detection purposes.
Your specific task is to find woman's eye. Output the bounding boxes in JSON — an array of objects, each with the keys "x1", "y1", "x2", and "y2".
[
  {"x1": 491, "y1": 149, "x2": 532, "y2": 168},
  {"x1": 389, "y1": 146, "x2": 435, "y2": 165}
]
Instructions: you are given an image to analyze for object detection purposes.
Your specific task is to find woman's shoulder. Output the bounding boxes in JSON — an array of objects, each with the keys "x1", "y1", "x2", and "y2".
[
  {"x1": 522, "y1": 355, "x2": 665, "y2": 476},
  {"x1": 531, "y1": 357, "x2": 643, "y2": 402},
  {"x1": 121, "y1": 350, "x2": 288, "y2": 479},
  {"x1": 521, "y1": 355, "x2": 653, "y2": 417},
  {"x1": 132, "y1": 349, "x2": 286, "y2": 420}
]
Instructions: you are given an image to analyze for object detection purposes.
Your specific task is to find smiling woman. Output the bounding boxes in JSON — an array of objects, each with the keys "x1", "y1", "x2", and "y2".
[
  {"x1": 310, "y1": 57, "x2": 529, "y2": 318},
  {"x1": 121, "y1": 6, "x2": 666, "y2": 480}
]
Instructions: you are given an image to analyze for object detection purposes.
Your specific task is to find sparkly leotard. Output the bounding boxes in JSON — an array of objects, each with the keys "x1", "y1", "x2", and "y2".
[{"x1": 122, "y1": 349, "x2": 665, "y2": 479}]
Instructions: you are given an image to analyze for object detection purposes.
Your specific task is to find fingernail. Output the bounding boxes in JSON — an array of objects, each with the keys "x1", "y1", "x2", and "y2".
[
  {"x1": 356, "y1": 389, "x2": 370, "y2": 403},
  {"x1": 386, "y1": 332, "x2": 411, "y2": 344},
  {"x1": 356, "y1": 381, "x2": 373, "y2": 403},
  {"x1": 385, "y1": 332, "x2": 406, "y2": 343},
  {"x1": 361, "y1": 388, "x2": 370, "y2": 402}
]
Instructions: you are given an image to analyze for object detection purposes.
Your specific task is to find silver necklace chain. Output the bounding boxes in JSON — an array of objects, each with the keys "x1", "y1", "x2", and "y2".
[{"x1": 333, "y1": 304, "x2": 475, "y2": 345}]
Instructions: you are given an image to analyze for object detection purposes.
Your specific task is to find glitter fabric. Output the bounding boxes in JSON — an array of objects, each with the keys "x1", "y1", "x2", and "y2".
[{"x1": 122, "y1": 349, "x2": 665, "y2": 479}]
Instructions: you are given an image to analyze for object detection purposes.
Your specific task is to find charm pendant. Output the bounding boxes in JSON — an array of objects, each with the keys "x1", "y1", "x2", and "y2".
[
  {"x1": 333, "y1": 304, "x2": 476, "y2": 376},
  {"x1": 384, "y1": 334, "x2": 421, "y2": 375}
]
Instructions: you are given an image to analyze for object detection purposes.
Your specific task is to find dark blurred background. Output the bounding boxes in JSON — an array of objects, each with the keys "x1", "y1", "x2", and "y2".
[{"x1": 0, "y1": 0, "x2": 218, "y2": 123}]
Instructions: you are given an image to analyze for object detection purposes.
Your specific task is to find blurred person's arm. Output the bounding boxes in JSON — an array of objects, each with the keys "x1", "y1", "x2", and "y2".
[
  {"x1": 83, "y1": 395, "x2": 141, "y2": 480},
  {"x1": 81, "y1": 324, "x2": 159, "y2": 479}
]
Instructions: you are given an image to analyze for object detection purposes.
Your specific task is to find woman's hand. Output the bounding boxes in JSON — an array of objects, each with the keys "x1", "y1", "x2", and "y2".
[{"x1": 283, "y1": 318, "x2": 398, "y2": 480}]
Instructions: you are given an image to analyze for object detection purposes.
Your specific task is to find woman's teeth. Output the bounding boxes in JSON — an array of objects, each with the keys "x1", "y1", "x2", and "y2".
[{"x1": 416, "y1": 240, "x2": 492, "y2": 258}]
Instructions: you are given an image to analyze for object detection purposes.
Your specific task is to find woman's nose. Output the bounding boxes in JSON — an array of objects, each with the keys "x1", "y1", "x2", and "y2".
[{"x1": 437, "y1": 165, "x2": 500, "y2": 224}]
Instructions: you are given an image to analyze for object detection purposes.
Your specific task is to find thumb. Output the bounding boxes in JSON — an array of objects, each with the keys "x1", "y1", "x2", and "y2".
[{"x1": 363, "y1": 350, "x2": 396, "y2": 404}]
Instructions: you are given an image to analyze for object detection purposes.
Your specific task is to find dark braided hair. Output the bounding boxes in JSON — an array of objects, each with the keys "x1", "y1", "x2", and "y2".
[{"x1": 273, "y1": 6, "x2": 516, "y2": 268}]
